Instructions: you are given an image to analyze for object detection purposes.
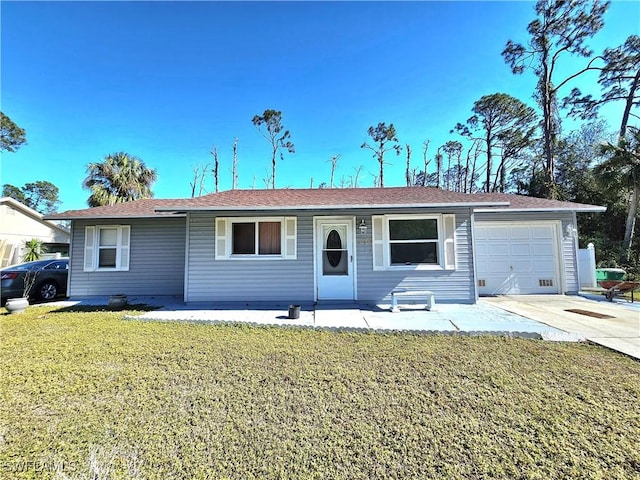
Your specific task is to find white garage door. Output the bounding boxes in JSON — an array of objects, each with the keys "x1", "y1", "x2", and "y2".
[{"x1": 475, "y1": 223, "x2": 560, "y2": 295}]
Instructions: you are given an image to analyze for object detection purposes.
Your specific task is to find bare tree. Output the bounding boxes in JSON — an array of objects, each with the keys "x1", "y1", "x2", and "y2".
[
  {"x1": 405, "y1": 144, "x2": 412, "y2": 186},
  {"x1": 326, "y1": 154, "x2": 341, "y2": 188},
  {"x1": 371, "y1": 173, "x2": 380, "y2": 188},
  {"x1": 361, "y1": 122, "x2": 402, "y2": 187},
  {"x1": 190, "y1": 163, "x2": 210, "y2": 197},
  {"x1": 210, "y1": 146, "x2": 219, "y2": 193},
  {"x1": 231, "y1": 138, "x2": 239, "y2": 190},
  {"x1": 435, "y1": 147, "x2": 443, "y2": 189},
  {"x1": 262, "y1": 168, "x2": 273, "y2": 189},
  {"x1": 422, "y1": 140, "x2": 431, "y2": 187},
  {"x1": 352, "y1": 165, "x2": 364, "y2": 188},
  {"x1": 252, "y1": 110, "x2": 295, "y2": 189}
]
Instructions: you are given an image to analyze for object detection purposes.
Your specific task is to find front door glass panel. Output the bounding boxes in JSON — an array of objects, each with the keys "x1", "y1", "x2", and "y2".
[{"x1": 323, "y1": 228, "x2": 348, "y2": 275}]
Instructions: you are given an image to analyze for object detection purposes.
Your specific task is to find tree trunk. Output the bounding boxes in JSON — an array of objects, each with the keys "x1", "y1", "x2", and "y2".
[
  {"x1": 378, "y1": 144, "x2": 385, "y2": 188},
  {"x1": 436, "y1": 148, "x2": 442, "y2": 189},
  {"x1": 620, "y1": 68, "x2": 640, "y2": 139},
  {"x1": 621, "y1": 178, "x2": 639, "y2": 263},
  {"x1": 213, "y1": 147, "x2": 219, "y2": 193},
  {"x1": 271, "y1": 146, "x2": 277, "y2": 189},
  {"x1": 422, "y1": 141, "x2": 429, "y2": 187},
  {"x1": 540, "y1": 43, "x2": 556, "y2": 198},
  {"x1": 232, "y1": 139, "x2": 238, "y2": 190},
  {"x1": 485, "y1": 132, "x2": 492, "y2": 193},
  {"x1": 405, "y1": 144, "x2": 411, "y2": 187}
]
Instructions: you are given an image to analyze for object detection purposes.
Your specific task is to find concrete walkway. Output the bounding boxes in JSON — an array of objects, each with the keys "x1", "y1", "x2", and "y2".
[
  {"x1": 484, "y1": 294, "x2": 640, "y2": 359},
  {"x1": 46, "y1": 293, "x2": 639, "y2": 358},
  {"x1": 55, "y1": 295, "x2": 570, "y2": 340}
]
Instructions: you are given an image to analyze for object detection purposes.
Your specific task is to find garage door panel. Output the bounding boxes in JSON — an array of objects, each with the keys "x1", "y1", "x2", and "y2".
[
  {"x1": 510, "y1": 226, "x2": 531, "y2": 239},
  {"x1": 533, "y1": 243, "x2": 554, "y2": 255},
  {"x1": 476, "y1": 223, "x2": 560, "y2": 295},
  {"x1": 478, "y1": 262, "x2": 510, "y2": 274},
  {"x1": 486, "y1": 227, "x2": 509, "y2": 240},
  {"x1": 511, "y1": 244, "x2": 533, "y2": 256},
  {"x1": 489, "y1": 243, "x2": 510, "y2": 255},
  {"x1": 532, "y1": 225, "x2": 554, "y2": 238},
  {"x1": 511, "y1": 259, "x2": 534, "y2": 272}
]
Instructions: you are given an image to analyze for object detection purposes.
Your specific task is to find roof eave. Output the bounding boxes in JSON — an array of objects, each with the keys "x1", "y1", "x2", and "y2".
[
  {"x1": 473, "y1": 206, "x2": 607, "y2": 213},
  {"x1": 154, "y1": 201, "x2": 511, "y2": 212},
  {"x1": 44, "y1": 213, "x2": 187, "y2": 221}
]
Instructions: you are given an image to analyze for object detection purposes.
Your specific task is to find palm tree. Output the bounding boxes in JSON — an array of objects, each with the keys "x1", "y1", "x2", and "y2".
[
  {"x1": 596, "y1": 126, "x2": 640, "y2": 264},
  {"x1": 83, "y1": 152, "x2": 157, "y2": 207}
]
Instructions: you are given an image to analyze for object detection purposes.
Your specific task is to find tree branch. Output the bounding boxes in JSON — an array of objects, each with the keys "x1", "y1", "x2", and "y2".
[{"x1": 554, "y1": 56, "x2": 605, "y2": 92}]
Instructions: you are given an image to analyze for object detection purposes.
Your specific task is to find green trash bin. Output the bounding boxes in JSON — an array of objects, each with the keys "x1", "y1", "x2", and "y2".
[{"x1": 596, "y1": 268, "x2": 625, "y2": 282}]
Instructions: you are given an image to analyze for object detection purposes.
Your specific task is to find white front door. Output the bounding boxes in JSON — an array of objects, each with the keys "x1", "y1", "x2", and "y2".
[
  {"x1": 315, "y1": 218, "x2": 355, "y2": 300},
  {"x1": 475, "y1": 222, "x2": 561, "y2": 295}
]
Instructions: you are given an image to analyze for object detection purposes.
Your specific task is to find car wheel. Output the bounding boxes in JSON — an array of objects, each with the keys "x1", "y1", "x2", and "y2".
[{"x1": 36, "y1": 281, "x2": 59, "y2": 301}]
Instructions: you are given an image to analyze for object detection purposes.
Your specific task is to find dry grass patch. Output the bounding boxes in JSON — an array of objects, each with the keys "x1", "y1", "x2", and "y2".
[{"x1": 1, "y1": 305, "x2": 639, "y2": 479}]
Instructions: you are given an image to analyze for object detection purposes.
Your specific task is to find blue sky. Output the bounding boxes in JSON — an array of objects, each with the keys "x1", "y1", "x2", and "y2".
[{"x1": 1, "y1": 1, "x2": 637, "y2": 211}]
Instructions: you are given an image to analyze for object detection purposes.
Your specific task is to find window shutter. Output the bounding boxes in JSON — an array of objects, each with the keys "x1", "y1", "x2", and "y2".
[
  {"x1": 443, "y1": 214, "x2": 456, "y2": 270},
  {"x1": 215, "y1": 218, "x2": 227, "y2": 260},
  {"x1": 283, "y1": 217, "x2": 297, "y2": 259},
  {"x1": 84, "y1": 226, "x2": 95, "y2": 272},
  {"x1": 118, "y1": 225, "x2": 131, "y2": 271},
  {"x1": 372, "y1": 215, "x2": 385, "y2": 271}
]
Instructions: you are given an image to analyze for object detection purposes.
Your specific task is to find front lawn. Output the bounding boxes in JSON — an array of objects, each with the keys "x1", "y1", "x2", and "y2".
[{"x1": 1, "y1": 306, "x2": 639, "y2": 479}]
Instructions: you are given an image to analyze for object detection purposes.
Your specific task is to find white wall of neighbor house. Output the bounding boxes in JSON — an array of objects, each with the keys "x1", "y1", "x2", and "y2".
[
  {"x1": 69, "y1": 218, "x2": 186, "y2": 297},
  {"x1": 0, "y1": 202, "x2": 70, "y2": 266},
  {"x1": 185, "y1": 207, "x2": 476, "y2": 304}
]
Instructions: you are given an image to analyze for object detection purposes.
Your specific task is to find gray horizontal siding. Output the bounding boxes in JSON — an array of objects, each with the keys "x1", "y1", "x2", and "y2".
[
  {"x1": 186, "y1": 211, "x2": 313, "y2": 302},
  {"x1": 186, "y1": 207, "x2": 475, "y2": 304},
  {"x1": 474, "y1": 211, "x2": 578, "y2": 294},
  {"x1": 69, "y1": 218, "x2": 186, "y2": 297},
  {"x1": 357, "y1": 209, "x2": 474, "y2": 304}
]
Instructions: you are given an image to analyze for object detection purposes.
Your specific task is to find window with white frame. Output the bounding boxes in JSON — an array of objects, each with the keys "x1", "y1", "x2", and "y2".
[
  {"x1": 84, "y1": 225, "x2": 130, "y2": 271},
  {"x1": 389, "y1": 218, "x2": 439, "y2": 265},
  {"x1": 372, "y1": 214, "x2": 456, "y2": 270},
  {"x1": 215, "y1": 217, "x2": 297, "y2": 260}
]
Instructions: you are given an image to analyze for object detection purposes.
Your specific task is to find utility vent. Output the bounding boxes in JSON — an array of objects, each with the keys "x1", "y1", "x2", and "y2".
[
  {"x1": 539, "y1": 279, "x2": 554, "y2": 287},
  {"x1": 478, "y1": 279, "x2": 486, "y2": 287}
]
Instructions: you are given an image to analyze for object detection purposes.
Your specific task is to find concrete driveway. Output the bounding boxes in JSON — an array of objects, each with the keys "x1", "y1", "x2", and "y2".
[{"x1": 484, "y1": 294, "x2": 640, "y2": 359}]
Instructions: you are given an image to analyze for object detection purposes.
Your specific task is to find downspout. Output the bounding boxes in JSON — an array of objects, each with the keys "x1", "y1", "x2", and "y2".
[
  {"x1": 470, "y1": 208, "x2": 479, "y2": 304},
  {"x1": 183, "y1": 213, "x2": 190, "y2": 303},
  {"x1": 67, "y1": 222, "x2": 74, "y2": 298}
]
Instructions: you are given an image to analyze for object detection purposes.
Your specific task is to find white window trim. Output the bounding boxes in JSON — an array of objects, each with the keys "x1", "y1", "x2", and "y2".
[
  {"x1": 372, "y1": 214, "x2": 456, "y2": 271},
  {"x1": 84, "y1": 225, "x2": 131, "y2": 272},
  {"x1": 215, "y1": 216, "x2": 297, "y2": 260}
]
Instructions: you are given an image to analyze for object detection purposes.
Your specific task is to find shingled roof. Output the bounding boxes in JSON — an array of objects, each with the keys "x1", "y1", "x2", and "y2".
[{"x1": 46, "y1": 187, "x2": 605, "y2": 220}]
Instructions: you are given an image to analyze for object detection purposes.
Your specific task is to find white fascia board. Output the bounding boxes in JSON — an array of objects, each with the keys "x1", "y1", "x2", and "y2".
[
  {"x1": 473, "y1": 206, "x2": 606, "y2": 213},
  {"x1": 44, "y1": 214, "x2": 187, "y2": 220},
  {"x1": 154, "y1": 201, "x2": 510, "y2": 212}
]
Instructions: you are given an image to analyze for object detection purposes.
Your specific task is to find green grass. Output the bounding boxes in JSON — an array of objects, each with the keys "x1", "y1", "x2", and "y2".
[{"x1": 1, "y1": 306, "x2": 639, "y2": 479}]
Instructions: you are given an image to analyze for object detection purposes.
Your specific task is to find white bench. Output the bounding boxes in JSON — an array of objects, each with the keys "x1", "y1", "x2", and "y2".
[{"x1": 390, "y1": 289, "x2": 436, "y2": 312}]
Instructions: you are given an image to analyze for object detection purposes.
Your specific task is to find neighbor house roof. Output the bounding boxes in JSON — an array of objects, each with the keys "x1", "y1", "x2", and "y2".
[
  {"x1": 1, "y1": 197, "x2": 71, "y2": 235},
  {"x1": 45, "y1": 187, "x2": 606, "y2": 220}
]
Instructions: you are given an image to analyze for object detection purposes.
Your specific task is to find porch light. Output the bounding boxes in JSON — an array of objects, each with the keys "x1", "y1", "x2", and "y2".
[{"x1": 565, "y1": 224, "x2": 577, "y2": 239}]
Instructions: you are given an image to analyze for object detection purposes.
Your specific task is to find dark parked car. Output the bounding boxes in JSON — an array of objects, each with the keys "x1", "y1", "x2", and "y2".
[{"x1": 1, "y1": 258, "x2": 69, "y2": 304}]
